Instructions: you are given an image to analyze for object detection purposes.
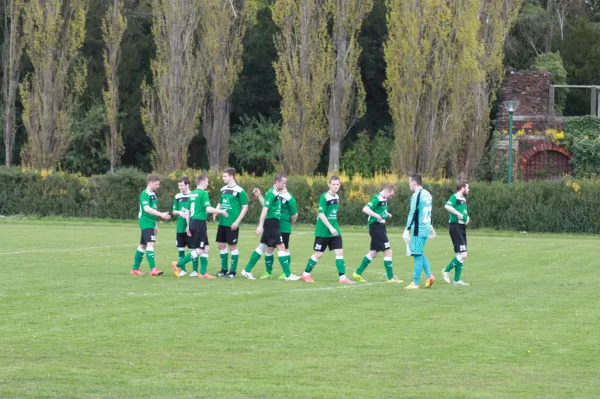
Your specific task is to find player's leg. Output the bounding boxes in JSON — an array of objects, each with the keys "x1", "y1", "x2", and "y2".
[
  {"x1": 355, "y1": 224, "x2": 381, "y2": 280},
  {"x1": 453, "y1": 226, "x2": 469, "y2": 285},
  {"x1": 131, "y1": 233, "x2": 146, "y2": 275},
  {"x1": 242, "y1": 239, "x2": 267, "y2": 279},
  {"x1": 419, "y1": 238, "x2": 435, "y2": 288},
  {"x1": 405, "y1": 236, "x2": 425, "y2": 289},
  {"x1": 226, "y1": 227, "x2": 240, "y2": 277},
  {"x1": 197, "y1": 224, "x2": 213, "y2": 278},
  {"x1": 261, "y1": 247, "x2": 275, "y2": 279},
  {"x1": 216, "y1": 226, "x2": 228, "y2": 276},
  {"x1": 302, "y1": 238, "x2": 327, "y2": 282},
  {"x1": 276, "y1": 239, "x2": 296, "y2": 280},
  {"x1": 333, "y1": 246, "x2": 355, "y2": 284},
  {"x1": 443, "y1": 224, "x2": 461, "y2": 283},
  {"x1": 275, "y1": 233, "x2": 291, "y2": 280},
  {"x1": 142, "y1": 228, "x2": 162, "y2": 276},
  {"x1": 383, "y1": 249, "x2": 403, "y2": 283}
]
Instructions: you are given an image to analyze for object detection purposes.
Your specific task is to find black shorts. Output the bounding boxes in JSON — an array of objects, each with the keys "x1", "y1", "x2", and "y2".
[
  {"x1": 175, "y1": 232, "x2": 194, "y2": 249},
  {"x1": 449, "y1": 223, "x2": 467, "y2": 253},
  {"x1": 313, "y1": 236, "x2": 343, "y2": 252},
  {"x1": 140, "y1": 228, "x2": 156, "y2": 245},
  {"x1": 216, "y1": 225, "x2": 240, "y2": 245},
  {"x1": 369, "y1": 223, "x2": 391, "y2": 252},
  {"x1": 260, "y1": 219, "x2": 283, "y2": 248},
  {"x1": 282, "y1": 233, "x2": 291, "y2": 249},
  {"x1": 189, "y1": 219, "x2": 209, "y2": 249}
]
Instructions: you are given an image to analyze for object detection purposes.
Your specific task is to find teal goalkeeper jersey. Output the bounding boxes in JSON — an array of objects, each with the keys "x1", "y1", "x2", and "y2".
[{"x1": 405, "y1": 189, "x2": 432, "y2": 237}]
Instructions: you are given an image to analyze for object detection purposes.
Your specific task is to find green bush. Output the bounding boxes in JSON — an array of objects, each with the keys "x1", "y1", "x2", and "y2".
[
  {"x1": 563, "y1": 116, "x2": 600, "y2": 177},
  {"x1": 2, "y1": 167, "x2": 600, "y2": 233}
]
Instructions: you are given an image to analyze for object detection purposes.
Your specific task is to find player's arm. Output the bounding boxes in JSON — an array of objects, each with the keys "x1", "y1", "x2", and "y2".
[
  {"x1": 253, "y1": 188, "x2": 264, "y2": 206},
  {"x1": 213, "y1": 203, "x2": 221, "y2": 222},
  {"x1": 318, "y1": 212, "x2": 338, "y2": 236},
  {"x1": 233, "y1": 205, "x2": 248, "y2": 229},
  {"x1": 207, "y1": 205, "x2": 227, "y2": 217},
  {"x1": 256, "y1": 207, "x2": 268, "y2": 236},
  {"x1": 232, "y1": 190, "x2": 249, "y2": 229},
  {"x1": 444, "y1": 197, "x2": 463, "y2": 221},
  {"x1": 143, "y1": 205, "x2": 170, "y2": 220},
  {"x1": 289, "y1": 197, "x2": 298, "y2": 224},
  {"x1": 404, "y1": 195, "x2": 416, "y2": 230},
  {"x1": 362, "y1": 199, "x2": 385, "y2": 223}
]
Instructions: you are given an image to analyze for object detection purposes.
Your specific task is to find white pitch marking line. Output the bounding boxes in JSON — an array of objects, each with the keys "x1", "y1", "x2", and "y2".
[
  {"x1": 69, "y1": 282, "x2": 387, "y2": 298},
  {"x1": 0, "y1": 244, "x2": 134, "y2": 256}
]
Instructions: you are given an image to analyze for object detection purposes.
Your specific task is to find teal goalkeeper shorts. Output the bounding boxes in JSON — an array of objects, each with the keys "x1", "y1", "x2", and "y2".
[{"x1": 409, "y1": 236, "x2": 428, "y2": 256}]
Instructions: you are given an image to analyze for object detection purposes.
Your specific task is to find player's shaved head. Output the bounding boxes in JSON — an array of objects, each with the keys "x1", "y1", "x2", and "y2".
[
  {"x1": 410, "y1": 174, "x2": 422, "y2": 186},
  {"x1": 274, "y1": 173, "x2": 286, "y2": 183},
  {"x1": 329, "y1": 176, "x2": 340, "y2": 183},
  {"x1": 196, "y1": 174, "x2": 208, "y2": 184}
]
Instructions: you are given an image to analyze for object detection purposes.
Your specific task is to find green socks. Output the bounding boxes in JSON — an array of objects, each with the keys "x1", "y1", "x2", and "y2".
[
  {"x1": 335, "y1": 256, "x2": 346, "y2": 275},
  {"x1": 454, "y1": 259, "x2": 464, "y2": 281},
  {"x1": 244, "y1": 250, "x2": 262, "y2": 273},
  {"x1": 146, "y1": 248, "x2": 156, "y2": 269},
  {"x1": 384, "y1": 257, "x2": 393, "y2": 280},
  {"x1": 132, "y1": 248, "x2": 144, "y2": 270},
  {"x1": 200, "y1": 254, "x2": 208, "y2": 275},
  {"x1": 191, "y1": 257, "x2": 197, "y2": 273},
  {"x1": 356, "y1": 254, "x2": 373, "y2": 275},
  {"x1": 445, "y1": 256, "x2": 458, "y2": 273},
  {"x1": 231, "y1": 250, "x2": 239, "y2": 272},
  {"x1": 178, "y1": 248, "x2": 185, "y2": 260},
  {"x1": 177, "y1": 252, "x2": 193, "y2": 267},
  {"x1": 279, "y1": 253, "x2": 291, "y2": 277},
  {"x1": 305, "y1": 256, "x2": 318, "y2": 274},
  {"x1": 265, "y1": 254, "x2": 274, "y2": 274},
  {"x1": 220, "y1": 249, "x2": 228, "y2": 272}
]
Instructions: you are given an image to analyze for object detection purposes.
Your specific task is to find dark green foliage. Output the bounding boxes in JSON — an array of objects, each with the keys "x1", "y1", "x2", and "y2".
[
  {"x1": 563, "y1": 116, "x2": 600, "y2": 177},
  {"x1": 340, "y1": 130, "x2": 393, "y2": 178},
  {"x1": 3, "y1": 168, "x2": 600, "y2": 233},
  {"x1": 229, "y1": 115, "x2": 281, "y2": 175}
]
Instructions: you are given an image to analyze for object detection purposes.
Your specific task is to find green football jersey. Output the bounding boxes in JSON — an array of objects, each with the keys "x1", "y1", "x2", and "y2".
[
  {"x1": 366, "y1": 193, "x2": 390, "y2": 225},
  {"x1": 218, "y1": 184, "x2": 249, "y2": 227},
  {"x1": 173, "y1": 192, "x2": 191, "y2": 233},
  {"x1": 138, "y1": 189, "x2": 158, "y2": 230},
  {"x1": 405, "y1": 189, "x2": 433, "y2": 238},
  {"x1": 314, "y1": 192, "x2": 340, "y2": 237},
  {"x1": 263, "y1": 187, "x2": 281, "y2": 220},
  {"x1": 189, "y1": 188, "x2": 211, "y2": 221},
  {"x1": 446, "y1": 193, "x2": 468, "y2": 224},
  {"x1": 279, "y1": 191, "x2": 298, "y2": 234}
]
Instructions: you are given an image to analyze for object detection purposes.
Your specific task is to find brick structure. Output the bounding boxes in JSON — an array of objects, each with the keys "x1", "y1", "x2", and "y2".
[
  {"x1": 496, "y1": 71, "x2": 573, "y2": 180},
  {"x1": 496, "y1": 71, "x2": 552, "y2": 132}
]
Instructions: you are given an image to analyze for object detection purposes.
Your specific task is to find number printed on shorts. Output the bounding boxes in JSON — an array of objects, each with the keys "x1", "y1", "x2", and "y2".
[
  {"x1": 459, "y1": 245, "x2": 466, "y2": 252},
  {"x1": 384, "y1": 242, "x2": 390, "y2": 249},
  {"x1": 315, "y1": 243, "x2": 322, "y2": 251}
]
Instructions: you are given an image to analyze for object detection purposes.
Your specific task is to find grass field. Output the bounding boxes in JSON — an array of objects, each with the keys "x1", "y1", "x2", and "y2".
[{"x1": 1, "y1": 219, "x2": 599, "y2": 398}]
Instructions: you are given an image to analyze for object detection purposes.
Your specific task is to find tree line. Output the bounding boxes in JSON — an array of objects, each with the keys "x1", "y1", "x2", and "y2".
[{"x1": 1, "y1": 0, "x2": 599, "y2": 177}]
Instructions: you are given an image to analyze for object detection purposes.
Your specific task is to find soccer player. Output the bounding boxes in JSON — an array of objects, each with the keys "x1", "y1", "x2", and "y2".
[
  {"x1": 131, "y1": 174, "x2": 171, "y2": 276},
  {"x1": 301, "y1": 176, "x2": 355, "y2": 284},
  {"x1": 172, "y1": 176, "x2": 198, "y2": 277},
  {"x1": 442, "y1": 181, "x2": 470, "y2": 286},
  {"x1": 353, "y1": 184, "x2": 403, "y2": 283},
  {"x1": 241, "y1": 174, "x2": 300, "y2": 281},
  {"x1": 171, "y1": 175, "x2": 228, "y2": 278},
  {"x1": 213, "y1": 168, "x2": 249, "y2": 278},
  {"x1": 404, "y1": 174, "x2": 436, "y2": 289},
  {"x1": 253, "y1": 186, "x2": 298, "y2": 280}
]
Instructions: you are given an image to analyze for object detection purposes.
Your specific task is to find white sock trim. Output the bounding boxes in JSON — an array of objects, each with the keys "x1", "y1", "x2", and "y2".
[
  {"x1": 146, "y1": 248, "x2": 154, "y2": 253},
  {"x1": 365, "y1": 254, "x2": 373, "y2": 261},
  {"x1": 456, "y1": 254, "x2": 465, "y2": 263},
  {"x1": 256, "y1": 243, "x2": 267, "y2": 254},
  {"x1": 220, "y1": 249, "x2": 228, "y2": 254},
  {"x1": 310, "y1": 255, "x2": 318, "y2": 263},
  {"x1": 137, "y1": 246, "x2": 146, "y2": 253},
  {"x1": 200, "y1": 254, "x2": 209, "y2": 258},
  {"x1": 231, "y1": 249, "x2": 239, "y2": 255},
  {"x1": 336, "y1": 256, "x2": 344, "y2": 260},
  {"x1": 265, "y1": 253, "x2": 275, "y2": 258},
  {"x1": 384, "y1": 257, "x2": 392, "y2": 261},
  {"x1": 191, "y1": 251, "x2": 199, "y2": 259}
]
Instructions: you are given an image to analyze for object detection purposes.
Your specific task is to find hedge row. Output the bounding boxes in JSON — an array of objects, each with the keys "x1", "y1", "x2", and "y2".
[{"x1": 0, "y1": 167, "x2": 598, "y2": 233}]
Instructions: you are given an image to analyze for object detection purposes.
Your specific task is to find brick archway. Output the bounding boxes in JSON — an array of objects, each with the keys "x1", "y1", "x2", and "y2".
[{"x1": 519, "y1": 142, "x2": 573, "y2": 180}]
